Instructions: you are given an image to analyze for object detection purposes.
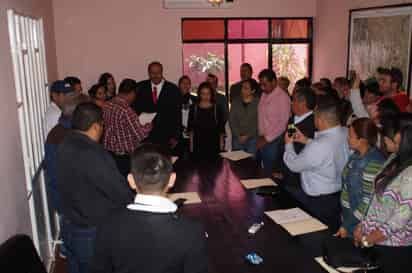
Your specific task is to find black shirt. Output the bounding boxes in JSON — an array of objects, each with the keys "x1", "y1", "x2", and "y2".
[
  {"x1": 91, "y1": 208, "x2": 208, "y2": 273},
  {"x1": 57, "y1": 132, "x2": 133, "y2": 227}
]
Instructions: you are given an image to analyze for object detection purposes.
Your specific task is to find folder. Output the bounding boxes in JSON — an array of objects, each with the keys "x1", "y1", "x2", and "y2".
[
  {"x1": 265, "y1": 208, "x2": 328, "y2": 236},
  {"x1": 220, "y1": 150, "x2": 253, "y2": 161},
  {"x1": 240, "y1": 178, "x2": 277, "y2": 189}
]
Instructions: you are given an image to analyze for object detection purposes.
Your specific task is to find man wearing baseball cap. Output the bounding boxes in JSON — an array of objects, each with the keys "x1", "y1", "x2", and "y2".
[{"x1": 43, "y1": 80, "x2": 74, "y2": 137}]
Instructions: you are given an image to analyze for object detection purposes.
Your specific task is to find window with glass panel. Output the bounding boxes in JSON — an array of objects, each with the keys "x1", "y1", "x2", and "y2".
[{"x1": 182, "y1": 18, "x2": 313, "y2": 95}]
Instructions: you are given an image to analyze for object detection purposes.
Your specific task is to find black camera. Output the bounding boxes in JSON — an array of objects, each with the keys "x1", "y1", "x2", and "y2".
[{"x1": 287, "y1": 124, "x2": 296, "y2": 137}]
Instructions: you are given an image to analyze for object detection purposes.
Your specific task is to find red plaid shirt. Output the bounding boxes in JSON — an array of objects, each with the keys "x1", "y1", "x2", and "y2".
[{"x1": 103, "y1": 96, "x2": 152, "y2": 154}]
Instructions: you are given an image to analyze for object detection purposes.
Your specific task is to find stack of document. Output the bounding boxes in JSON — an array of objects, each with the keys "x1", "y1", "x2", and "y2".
[
  {"x1": 265, "y1": 208, "x2": 327, "y2": 236},
  {"x1": 240, "y1": 178, "x2": 278, "y2": 189},
  {"x1": 220, "y1": 150, "x2": 253, "y2": 161}
]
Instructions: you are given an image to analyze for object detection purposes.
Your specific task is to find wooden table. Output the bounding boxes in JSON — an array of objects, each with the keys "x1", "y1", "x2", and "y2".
[{"x1": 172, "y1": 157, "x2": 329, "y2": 273}]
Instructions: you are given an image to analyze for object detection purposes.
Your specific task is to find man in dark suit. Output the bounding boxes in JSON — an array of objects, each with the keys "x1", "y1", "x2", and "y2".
[
  {"x1": 277, "y1": 87, "x2": 316, "y2": 189},
  {"x1": 57, "y1": 102, "x2": 134, "y2": 273},
  {"x1": 91, "y1": 144, "x2": 208, "y2": 273},
  {"x1": 133, "y1": 62, "x2": 182, "y2": 151}
]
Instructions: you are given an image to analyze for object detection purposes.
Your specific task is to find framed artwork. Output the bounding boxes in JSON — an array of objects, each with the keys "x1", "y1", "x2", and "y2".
[{"x1": 348, "y1": 4, "x2": 412, "y2": 93}]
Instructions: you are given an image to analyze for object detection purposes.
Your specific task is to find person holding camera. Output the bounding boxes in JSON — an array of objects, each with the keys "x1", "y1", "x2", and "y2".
[{"x1": 283, "y1": 96, "x2": 350, "y2": 232}]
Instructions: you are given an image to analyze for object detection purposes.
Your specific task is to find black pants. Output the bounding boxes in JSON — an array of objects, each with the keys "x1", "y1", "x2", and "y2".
[
  {"x1": 110, "y1": 152, "x2": 130, "y2": 178},
  {"x1": 289, "y1": 187, "x2": 341, "y2": 233},
  {"x1": 372, "y1": 245, "x2": 412, "y2": 273}
]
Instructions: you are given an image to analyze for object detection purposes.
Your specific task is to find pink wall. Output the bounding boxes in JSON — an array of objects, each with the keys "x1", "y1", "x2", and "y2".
[
  {"x1": 313, "y1": 0, "x2": 412, "y2": 81},
  {"x1": 53, "y1": 0, "x2": 317, "y2": 90},
  {"x1": 0, "y1": 0, "x2": 57, "y2": 241}
]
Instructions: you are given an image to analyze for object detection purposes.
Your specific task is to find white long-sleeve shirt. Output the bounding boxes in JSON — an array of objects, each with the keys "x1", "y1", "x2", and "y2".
[
  {"x1": 43, "y1": 102, "x2": 61, "y2": 137},
  {"x1": 349, "y1": 88, "x2": 369, "y2": 118},
  {"x1": 283, "y1": 126, "x2": 350, "y2": 196}
]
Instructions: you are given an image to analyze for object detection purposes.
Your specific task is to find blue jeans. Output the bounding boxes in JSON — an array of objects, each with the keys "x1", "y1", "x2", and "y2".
[
  {"x1": 256, "y1": 136, "x2": 282, "y2": 176},
  {"x1": 61, "y1": 218, "x2": 96, "y2": 273},
  {"x1": 232, "y1": 137, "x2": 257, "y2": 155}
]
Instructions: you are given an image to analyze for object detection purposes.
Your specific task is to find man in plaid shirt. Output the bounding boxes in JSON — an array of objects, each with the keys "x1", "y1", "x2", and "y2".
[{"x1": 103, "y1": 79, "x2": 152, "y2": 176}]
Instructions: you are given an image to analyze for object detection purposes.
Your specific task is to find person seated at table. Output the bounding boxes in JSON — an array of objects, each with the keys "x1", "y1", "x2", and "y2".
[
  {"x1": 283, "y1": 96, "x2": 350, "y2": 232},
  {"x1": 88, "y1": 83, "x2": 107, "y2": 108},
  {"x1": 275, "y1": 87, "x2": 316, "y2": 188},
  {"x1": 353, "y1": 122, "x2": 412, "y2": 273},
  {"x1": 91, "y1": 144, "x2": 208, "y2": 273},
  {"x1": 335, "y1": 118, "x2": 385, "y2": 238},
  {"x1": 188, "y1": 82, "x2": 225, "y2": 160},
  {"x1": 229, "y1": 79, "x2": 259, "y2": 155}
]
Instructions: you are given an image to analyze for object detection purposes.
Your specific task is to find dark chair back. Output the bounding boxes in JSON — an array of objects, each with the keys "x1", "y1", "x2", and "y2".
[{"x1": 0, "y1": 234, "x2": 47, "y2": 273}]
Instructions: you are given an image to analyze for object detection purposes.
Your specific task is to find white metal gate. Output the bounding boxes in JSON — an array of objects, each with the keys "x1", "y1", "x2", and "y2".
[{"x1": 7, "y1": 9, "x2": 57, "y2": 271}]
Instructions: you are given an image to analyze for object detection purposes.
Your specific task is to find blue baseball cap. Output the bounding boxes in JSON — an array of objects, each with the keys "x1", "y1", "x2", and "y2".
[{"x1": 50, "y1": 80, "x2": 73, "y2": 94}]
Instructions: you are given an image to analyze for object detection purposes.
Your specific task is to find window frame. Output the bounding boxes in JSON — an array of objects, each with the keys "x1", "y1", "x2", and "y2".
[{"x1": 182, "y1": 17, "x2": 314, "y2": 95}]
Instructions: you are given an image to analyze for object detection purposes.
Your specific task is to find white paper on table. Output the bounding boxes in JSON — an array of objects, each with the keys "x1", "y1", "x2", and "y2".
[
  {"x1": 171, "y1": 156, "x2": 178, "y2": 164},
  {"x1": 167, "y1": 192, "x2": 201, "y2": 204},
  {"x1": 265, "y1": 208, "x2": 312, "y2": 225},
  {"x1": 315, "y1": 257, "x2": 361, "y2": 273},
  {"x1": 220, "y1": 150, "x2": 253, "y2": 161},
  {"x1": 139, "y1": 112, "x2": 157, "y2": 125},
  {"x1": 265, "y1": 208, "x2": 328, "y2": 236},
  {"x1": 240, "y1": 178, "x2": 277, "y2": 189}
]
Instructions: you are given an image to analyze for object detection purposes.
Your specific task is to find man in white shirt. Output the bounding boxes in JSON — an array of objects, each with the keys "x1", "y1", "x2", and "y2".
[
  {"x1": 43, "y1": 80, "x2": 74, "y2": 137},
  {"x1": 283, "y1": 97, "x2": 350, "y2": 231}
]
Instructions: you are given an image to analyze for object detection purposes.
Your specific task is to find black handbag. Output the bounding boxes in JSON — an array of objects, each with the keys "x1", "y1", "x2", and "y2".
[{"x1": 322, "y1": 236, "x2": 378, "y2": 270}]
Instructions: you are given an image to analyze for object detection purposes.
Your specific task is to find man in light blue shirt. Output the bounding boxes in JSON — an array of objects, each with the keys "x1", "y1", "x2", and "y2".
[{"x1": 283, "y1": 98, "x2": 350, "y2": 231}]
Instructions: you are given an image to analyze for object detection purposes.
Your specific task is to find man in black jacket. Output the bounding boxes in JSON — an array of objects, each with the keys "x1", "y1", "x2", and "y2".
[
  {"x1": 133, "y1": 62, "x2": 182, "y2": 151},
  {"x1": 57, "y1": 102, "x2": 133, "y2": 273},
  {"x1": 277, "y1": 87, "x2": 316, "y2": 189},
  {"x1": 92, "y1": 144, "x2": 208, "y2": 273}
]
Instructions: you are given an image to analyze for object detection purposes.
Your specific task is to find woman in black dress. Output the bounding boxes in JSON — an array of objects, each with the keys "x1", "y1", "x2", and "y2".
[{"x1": 188, "y1": 82, "x2": 225, "y2": 160}]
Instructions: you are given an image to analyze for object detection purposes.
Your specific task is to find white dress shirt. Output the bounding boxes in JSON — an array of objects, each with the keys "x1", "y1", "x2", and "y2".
[
  {"x1": 43, "y1": 102, "x2": 61, "y2": 137},
  {"x1": 283, "y1": 126, "x2": 350, "y2": 196},
  {"x1": 151, "y1": 79, "x2": 165, "y2": 99},
  {"x1": 349, "y1": 88, "x2": 369, "y2": 118},
  {"x1": 293, "y1": 111, "x2": 313, "y2": 125},
  {"x1": 127, "y1": 194, "x2": 177, "y2": 213}
]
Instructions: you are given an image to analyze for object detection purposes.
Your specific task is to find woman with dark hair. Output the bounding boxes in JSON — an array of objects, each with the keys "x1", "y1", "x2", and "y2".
[
  {"x1": 354, "y1": 117, "x2": 412, "y2": 273},
  {"x1": 88, "y1": 83, "x2": 106, "y2": 107},
  {"x1": 98, "y1": 72, "x2": 117, "y2": 100},
  {"x1": 188, "y1": 82, "x2": 225, "y2": 160},
  {"x1": 335, "y1": 118, "x2": 385, "y2": 238}
]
